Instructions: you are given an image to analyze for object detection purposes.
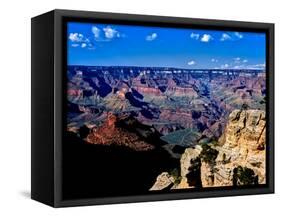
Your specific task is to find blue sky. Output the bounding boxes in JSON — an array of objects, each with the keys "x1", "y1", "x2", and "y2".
[{"x1": 67, "y1": 22, "x2": 266, "y2": 69}]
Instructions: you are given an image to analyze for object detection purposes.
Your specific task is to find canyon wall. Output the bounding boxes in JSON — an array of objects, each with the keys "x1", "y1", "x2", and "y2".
[{"x1": 151, "y1": 109, "x2": 266, "y2": 190}]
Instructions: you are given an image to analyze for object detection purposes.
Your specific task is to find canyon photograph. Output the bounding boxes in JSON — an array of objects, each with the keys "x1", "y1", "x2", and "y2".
[{"x1": 63, "y1": 22, "x2": 267, "y2": 199}]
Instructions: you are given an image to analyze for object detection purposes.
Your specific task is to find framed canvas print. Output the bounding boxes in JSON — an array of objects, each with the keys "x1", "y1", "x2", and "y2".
[{"x1": 31, "y1": 9, "x2": 274, "y2": 207}]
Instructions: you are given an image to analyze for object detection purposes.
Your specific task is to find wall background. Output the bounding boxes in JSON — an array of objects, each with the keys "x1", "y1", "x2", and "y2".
[{"x1": 0, "y1": 0, "x2": 279, "y2": 216}]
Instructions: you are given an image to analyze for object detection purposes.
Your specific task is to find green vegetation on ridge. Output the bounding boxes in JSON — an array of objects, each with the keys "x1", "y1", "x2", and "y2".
[{"x1": 160, "y1": 128, "x2": 201, "y2": 147}]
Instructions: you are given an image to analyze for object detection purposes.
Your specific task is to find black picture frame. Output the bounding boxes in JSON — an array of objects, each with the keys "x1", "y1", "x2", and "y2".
[{"x1": 31, "y1": 9, "x2": 274, "y2": 207}]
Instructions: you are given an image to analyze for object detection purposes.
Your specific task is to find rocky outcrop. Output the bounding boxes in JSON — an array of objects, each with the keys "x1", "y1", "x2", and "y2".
[
  {"x1": 150, "y1": 109, "x2": 266, "y2": 190},
  {"x1": 201, "y1": 109, "x2": 265, "y2": 187},
  {"x1": 176, "y1": 145, "x2": 202, "y2": 188},
  {"x1": 212, "y1": 109, "x2": 266, "y2": 186},
  {"x1": 151, "y1": 145, "x2": 202, "y2": 190},
  {"x1": 86, "y1": 113, "x2": 167, "y2": 151},
  {"x1": 201, "y1": 161, "x2": 215, "y2": 187},
  {"x1": 134, "y1": 86, "x2": 163, "y2": 96},
  {"x1": 150, "y1": 172, "x2": 175, "y2": 190},
  {"x1": 165, "y1": 86, "x2": 198, "y2": 98}
]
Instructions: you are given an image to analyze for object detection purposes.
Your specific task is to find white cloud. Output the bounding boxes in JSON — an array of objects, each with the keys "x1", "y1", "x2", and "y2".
[
  {"x1": 69, "y1": 33, "x2": 84, "y2": 42},
  {"x1": 200, "y1": 34, "x2": 212, "y2": 42},
  {"x1": 190, "y1": 32, "x2": 200, "y2": 40},
  {"x1": 103, "y1": 26, "x2": 120, "y2": 39},
  {"x1": 223, "y1": 62, "x2": 265, "y2": 70},
  {"x1": 87, "y1": 43, "x2": 95, "y2": 50},
  {"x1": 92, "y1": 26, "x2": 123, "y2": 41},
  {"x1": 92, "y1": 26, "x2": 100, "y2": 38},
  {"x1": 146, "y1": 33, "x2": 158, "y2": 41},
  {"x1": 233, "y1": 57, "x2": 241, "y2": 63},
  {"x1": 233, "y1": 58, "x2": 248, "y2": 64},
  {"x1": 187, "y1": 60, "x2": 196, "y2": 66},
  {"x1": 247, "y1": 63, "x2": 265, "y2": 69},
  {"x1": 233, "y1": 64, "x2": 248, "y2": 69},
  {"x1": 211, "y1": 58, "x2": 218, "y2": 63},
  {"x1": 88, "y1": 44, "x2": 95, "y2": 50},
  {"x1": 220, "y1": 64, "x2": 229, "y2": 69},
  {"x1": 230, "y1": 63, "x2": 265, "y2": 70},
  {"x1": 220, "y1": 32, "x2": 243, "y2": 42},
  {"x1": 68, "y1": 32, "x2": 93, "y2": 48},
  {"x1": 234, "y1": 32, "x2": 243, "y2": 39},
  {"x1": 69, "y1": 32, "x2": 95, "y2": 49},
  {"x1": 220, "y1": 33, "x2": 232, "y2": 41}
]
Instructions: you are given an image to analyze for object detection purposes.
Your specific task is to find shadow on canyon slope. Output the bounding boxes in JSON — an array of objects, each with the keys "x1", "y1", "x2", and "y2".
[{"x1": 62, "y1": 132, "x2": 178, "y2": 200}]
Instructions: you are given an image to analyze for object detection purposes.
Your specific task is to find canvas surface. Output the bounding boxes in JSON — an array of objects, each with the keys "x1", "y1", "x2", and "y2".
[{"x1": 63, "y1": 21, "x2": 267, "y2": 199}]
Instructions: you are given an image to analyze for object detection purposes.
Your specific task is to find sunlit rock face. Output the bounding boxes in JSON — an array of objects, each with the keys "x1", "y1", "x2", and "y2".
[
  {"x1": 151, "y1": 109, "x2": 266, "y2": 190},
  {"x1": 212, "y1": 109, "x2": 266, "y2": 186},
  {"x1": 150, "y1": 172, "x2": 175, "y2": 191}
]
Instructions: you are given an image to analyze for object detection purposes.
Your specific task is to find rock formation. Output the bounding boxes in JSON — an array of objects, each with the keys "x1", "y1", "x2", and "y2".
[
  {"x1": 86, "y1": 113, "x2": 167, "y2": 151},
  {"x1": 150, "y1": 172, "x2": 175, "y2": 191},
  {"x1": 176, "y1": 145, "x2": 202, "y2": 188},
  {"x1": 150, "y1": 109, "x2": 266, "y2": 190},
  {"x1": 211, "y1": 109, "x2": 266, "y2": 187}
]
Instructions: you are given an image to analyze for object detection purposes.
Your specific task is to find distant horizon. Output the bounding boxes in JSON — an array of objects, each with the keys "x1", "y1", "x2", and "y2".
[
  {"x1": 68, "y1": 64, "x2": 266, "y2": 71},
  {"x1": 67, "y1": 22, "x2": 266, "y2": 70}
]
